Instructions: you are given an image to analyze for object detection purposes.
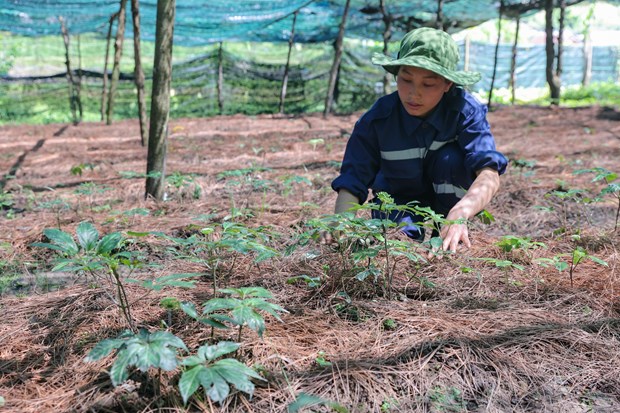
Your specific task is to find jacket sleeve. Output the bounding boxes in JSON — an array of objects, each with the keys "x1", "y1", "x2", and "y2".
[
  {"x1": 457, "y1": 103, "x2": 508, "y2": 178},
  {"x1": 331, "y1": 114, "x2": 381, "y2": 204}
]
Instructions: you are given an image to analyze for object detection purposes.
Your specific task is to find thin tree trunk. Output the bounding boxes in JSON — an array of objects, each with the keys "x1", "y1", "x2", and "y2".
[
  {"x1": 487, "y1": 0, "x2": 503, "y2": 109},
  {"x1": 545, "y1": 0, "x2": 561, "y2": 104},
  {"x1": 131, "y1": 0, "x2": 148, "y2": 146},
  {"x1": 145, "y1": 0, "x2": 176, "y2": 201},
  {"x1": 59, "y1": 17, "x2": 80, "y2": 125},
  {"x1": 379, "y1": 0, "x2": 392, "y2": 95},
  {"x1": 217, "y1": 42, "x2": 224, "y2": 115},
  {"x1": 436, "y1": 0, "x2": 444, "y2": 30},
  {"x1": 556, "y1": 0, "x2": 565, "y2": 78},
  {"x1": 510, "y1": 15, "x2": 520, "y2": 105},
  {"x1": 582, "y1": 31, "x2": 592, "y2": 86},
  {"x1": 464, "y1": 33, "x2": 470, "y2": 71},
  {"x1": 279, "y1": 11, "x2": 297, "y2": 114},
  {"x1": 106, "y1": 0, "x2": 128, "y2": 125},
  {"x1": 323, "y1": 0, "x2": 351, "y2": 117},
  {"x1": 101, "y1": 12, "x2": 118, "y2": 122},
  {"x1": 76, "y1": 34, "x2": 83, "y2": 120}
]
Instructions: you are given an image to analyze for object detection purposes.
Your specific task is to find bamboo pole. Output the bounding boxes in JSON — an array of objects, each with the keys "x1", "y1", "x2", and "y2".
[
  {"x1": 217, "y1": 42, "x2": 224, "y2": 115},
  {"x1": 510, "y1": 15, "x2": 520, "y2": 105},
  {"x1": 59, "y1": 17, "x2": 80, "y2": 125}
]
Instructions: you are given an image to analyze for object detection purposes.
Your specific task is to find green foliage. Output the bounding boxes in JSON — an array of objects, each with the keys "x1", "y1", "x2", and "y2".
[
  {"x1": 85, "y1": 329, "x2": 187, "y2": 387},
  {"x1": 534, "y1": 238, "x2": 608, "y2": 287},
  {"x1": 495, "y1": 235, "x2": 546, "y2": 253},
  {"x1": 179, "y1": 341, "x2": 264, "y2": 404},
  {"x1": 574, "y1": 167, "x2": 620, "y2": 231},
  {"x1": 428, "y1": 385, "x2": 465, "y2": 412},
  {"x1": 166, "y1": 171, "x2": 202, "y2": 200},
  {"x1": 287, "y1": 392, "x2": 349, "y2": 413},
  {"x1": 70, "y1": 163, "x2": 95, "y2": 176},
  {"x1": 198, "y1": 287, "x2": 287, "y2": 339}
]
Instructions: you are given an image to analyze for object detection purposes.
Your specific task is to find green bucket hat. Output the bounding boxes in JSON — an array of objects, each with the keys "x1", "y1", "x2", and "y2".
[{"x1": 371, "y1": 27, "x2": 481, "y2": 86}]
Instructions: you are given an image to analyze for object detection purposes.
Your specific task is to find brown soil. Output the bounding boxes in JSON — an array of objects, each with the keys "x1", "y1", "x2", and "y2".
[{"x1": 1, "y1": 105, "x2": 620, "y2": 412}]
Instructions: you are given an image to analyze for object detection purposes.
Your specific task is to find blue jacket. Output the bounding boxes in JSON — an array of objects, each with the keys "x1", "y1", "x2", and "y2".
[{"x1": 331, "y1": 88, "x2": 508, "y2": 204}]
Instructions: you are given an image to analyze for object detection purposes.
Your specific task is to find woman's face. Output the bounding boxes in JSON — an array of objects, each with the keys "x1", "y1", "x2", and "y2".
[{"x1": 396, "y1": 66, "x2": 453, "y2": 118}]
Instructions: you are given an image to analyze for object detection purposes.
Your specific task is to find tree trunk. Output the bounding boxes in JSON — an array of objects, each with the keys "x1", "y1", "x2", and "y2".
[
  {"x1": 436, "y1": 0, "x2": 444, "y2": 30},
  {"x1": 510, "y1": 15, "x2": 520, "y2": 105},
  {"x1": 545, "y1": 0, "x2": 561, "y2": 104},
  {"x1": 556, "y1": 0, "x2": 565, "y2": 78},
  {"x1": 76, "y1": 34, "x2": 83, "y2": 120},
  {"x1": 487, "y1": 0, "x2": 503, "y2": 109},
  {"x1": 323, "y1": 0, "x2": 351, "y2": 117},
  {"x1": 59, "y1": 17, "x2": 81, "y2": 125},
  {"x1": 279, "y1": 11, "x2": 297, "y2": 114},
  {"x1": 582, "y1": 31, "x2": 592, "y2": 86},
  {"x1": 145, "y1": 0, "x2": 176, "y2": 201},
  {"x1": 379, "y1": 0, "x2": 392, "y2": 95},
  {"x1": 217, "y1": 42, "x2": 224, "y2": 115},
  {"x1": 101, "y1": 12, "x2": 118, "y2": 122},
  {"x1": 131, "y1": 0, "x2": 148, "y2": 147},
  {"x1": 106, "y1": 0, "x2": 128, "y2": 125}
]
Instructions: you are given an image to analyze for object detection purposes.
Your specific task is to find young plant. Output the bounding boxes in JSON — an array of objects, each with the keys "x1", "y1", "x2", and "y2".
[
  {"x1": 178, "y1": 341, "x2": 264, "y2": 404},
  {"x1": 85, "y1": 329, "x2": 187, "y2": 392},
  {"x1": 535, "y1": 243, "x2": 608, "y2": 287},
  {"x1": 166, "y1": 171, "x2": 202, "y2": 200},
  {"x1": 574, "y1": 167, "x2": 620, "y2": 231},
  {"x1": 210, "y1": 287, "x2": 286, "y2": 341}
]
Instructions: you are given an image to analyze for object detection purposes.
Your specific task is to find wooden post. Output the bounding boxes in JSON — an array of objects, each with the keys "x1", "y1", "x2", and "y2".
[
  {"x1": 323, "y1": 0, "x2": 351, "y2": 117},
  {"x1": 510, "y1": 15, "x2": 520, "y2": 105},
  {"x1": 279, "y1": 11, "x2": 298, "y2": 114},
  {"x1": 145, "y1": 0, "x2": 176, "y2": 201},
  {"x1": 101, "y1": 12, "x2": 118, "y2": 122},
  {"x1": 106, "y1": 0, "x2": 128, "y2": 125},
  {"x1": 131, "y1": 0, "x2": 148, "y2": 146},
  {"x1": 217, "y1": 42, "x2": 224, "y2": 115},
  {"x1": 582, "y1": 30, "x2": 592, "y2": 86},
  {"x1": 487, "y1": 0, "x2": 503, "y2": 109}
]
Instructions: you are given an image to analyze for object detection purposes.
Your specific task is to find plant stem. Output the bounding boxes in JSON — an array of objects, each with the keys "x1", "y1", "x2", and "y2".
[{"x1": 112, "y1": 268, "x2": 136, "y2": 332}]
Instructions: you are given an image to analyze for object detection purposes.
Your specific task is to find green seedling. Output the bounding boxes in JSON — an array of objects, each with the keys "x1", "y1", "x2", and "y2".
[
  {"x1": 179, "y1": 341, "x2": 264, "y2": 404},
  {"x1": 315, "y1": 350, "x2": 332, "y2": 367},
  {"x1": 287, "y1": 392, "x2": 348, "y2": 413},
  {"x1": 160, "y1": 297, "x2": 181, "y2": 327},
  {"x1": 70, "y1": 162, "x2": 95, "y2": 176},
  {"x1": 85, "y1": 329, "x2": 187, "y2": 390},
  {"x1": 535, "y1": 243, "x2": 607, "y2": 287},
  {"x1": 183, "y1": 287, "x2": 287, "y2": 343},
  {"x1": 166, "y1": 171, "x2": 202, "y2": 200},
  {"x1": 574, "y1": 167, "x2": 620, "y2": 231}
]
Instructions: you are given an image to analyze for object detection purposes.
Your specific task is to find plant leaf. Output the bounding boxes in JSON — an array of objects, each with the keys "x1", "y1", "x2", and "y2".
[
  {"x1": 202, "y1": 369, "x2": 230, "y2": 403},
  {"x1": 84, "y1": 337, "x2": 127, "y2": 362},
  {"x1": 42, "y1": 228, "x2": 79, "y2": 255},
  {"x1": 179, "y1": 364, "x2": 206, "y2": 404},
  {"x1": 201, "y1": 341, "x2": 239, "y2": 361},
  {"x1": 109, "y1": 344, "x2": 142, "y2": 386},
  {"x1": 76, "y1": 221, "x2": 99, "y2": 251},
  {"x1": 97, "y1": 232, "x2": 122, "y2": 254}
]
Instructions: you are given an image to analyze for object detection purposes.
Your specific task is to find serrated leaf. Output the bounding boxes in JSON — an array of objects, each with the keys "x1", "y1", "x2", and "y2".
[
  {"x1": 76, "y1": 222, "x2": 99, "y2": 251},
  {"x1": 211, "y1": 361, "x2": 256, "y2": 397},
  {"x1": 201, "y1": 341, "x2": 239, "y2": 361},
  {"x1": 179, "y1": 364, "x2": 207, "y2": 404},
  {"x1": 109, "y1": 344, "x2": 142, "y2": 386},
  {"x1": 97, "y1": 232, "x2": 122, "y2": 254},
  {"x1": 42, "y1": 228, "x2": 79, "y2": 255},
  {"x1": 180, "y1": 301, "x2": 200, "y2": 319},
  {"x1": 232, "y1": 306, "x2": 265, "y2": 337},
  {"x1": 84, "y1": 337, "x2": 127, "y2": 362},
  {"x1": 202, "y1": 298, "x2": 238, "y2": 314},
  {"x1": 205, "y1": 371, "x2": 230, "y2": 403}
]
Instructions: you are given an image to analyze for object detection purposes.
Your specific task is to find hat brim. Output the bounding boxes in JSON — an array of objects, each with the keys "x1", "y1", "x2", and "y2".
[{"x1": 371, "y1": 52, "x2": 481, "y2": 86}]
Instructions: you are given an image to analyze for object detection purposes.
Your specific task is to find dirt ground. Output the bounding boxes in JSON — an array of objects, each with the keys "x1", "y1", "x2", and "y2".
[{"x1": 1, "y1": 104, "x2": 620, "y2": 412}]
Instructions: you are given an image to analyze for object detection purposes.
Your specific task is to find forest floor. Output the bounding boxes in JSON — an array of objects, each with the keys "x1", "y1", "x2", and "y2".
[{"x1": 1, "y1": 104, "x2": 620, "y2": 412}]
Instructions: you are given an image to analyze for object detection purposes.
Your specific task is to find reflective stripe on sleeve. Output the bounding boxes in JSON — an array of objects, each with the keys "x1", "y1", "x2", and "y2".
[{"x1": 434, "y1": 183, "x2": 467, "y2": 198}]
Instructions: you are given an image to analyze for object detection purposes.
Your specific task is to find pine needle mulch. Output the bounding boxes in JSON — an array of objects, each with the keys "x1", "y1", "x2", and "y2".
[{"x1": 1, "y1": 106, "x2": 620, "y2": 412}]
